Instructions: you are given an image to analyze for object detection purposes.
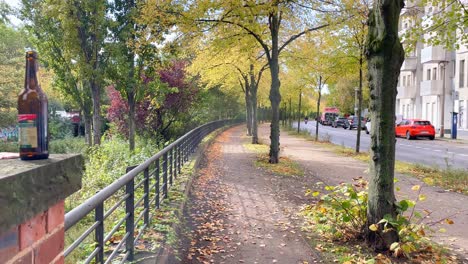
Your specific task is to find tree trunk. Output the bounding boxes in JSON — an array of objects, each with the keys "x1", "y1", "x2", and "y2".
[
  {"x1": 297, "y1": 89, "x2": 302, "y2": 133},
  {"x1": 288, "y1": 98, "x2": 292, "y2": 128},
  {"x1": 90, "y1": 80, "x2": 101, "y2": 145},
  {"x1": 268, "y1": 13, "x2": 281, "y2": 164},
  {"x1": 83, "y1": 112, "x2": 92, "y2": 146},
  {"x1": 251, "y1": 81, "x2": 259, "y2": 144},
  {"x1": 315, "y1": 76, "x2": 322, "y2": 141},
  {"x1": 366, "y1": 0, "x2": 405, "y2": 251},
  {"x1": 128, "y1": 91, "x2": 136, "y2": 151},
  {"x1": 245, "y1": 91, "x2": 252, "y2": 136},
  {"x1": 356, "y1": 55, "x2": 363, "y2": 153}
]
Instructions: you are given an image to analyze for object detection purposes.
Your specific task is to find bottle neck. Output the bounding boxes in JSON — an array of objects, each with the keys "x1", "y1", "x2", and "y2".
[{"x1": 25, "y1": 57, "x2": 40, "y2": 90}]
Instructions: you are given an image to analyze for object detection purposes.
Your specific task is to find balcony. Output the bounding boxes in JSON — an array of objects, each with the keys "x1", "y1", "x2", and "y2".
[
  {"x1": 420, "y1": 46, "x2": 447, "y2": 63},
  {"x1": 420, "y1": 80, "x2": 443, "y2": 96},
  {"x1": 401, "y1": 56, "x2": 417, "y2": 71},
  {"x1": 397, "y1": 85, "x2": 417, "y2": 99}
]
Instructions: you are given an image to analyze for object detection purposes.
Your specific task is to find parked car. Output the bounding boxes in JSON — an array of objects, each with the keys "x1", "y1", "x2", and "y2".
[
  {"x1": 332, "y1": 117, "x2": 348, "y2": 128},
  {"x1": 395, "y1": 119, "x2": 435, "y2": 140},
  {"x1": 365, "y1": 119, "x2": 371, "y2": 134},
  {"x1": 343, "y1": 116, "x2": 366, "y2": 130}
]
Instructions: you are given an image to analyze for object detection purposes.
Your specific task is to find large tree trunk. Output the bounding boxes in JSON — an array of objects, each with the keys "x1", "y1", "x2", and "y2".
[
  {"x1": 268, "y1": 13, "x2": 281, "y2": 164},
  {"x1": 315, "y1": 76, "x2": 322, "y2": 141},
  {"x1": 90, "y1": 80, "x2": 101, "y2": 145},
  {"x1": 128, "y1": 91, "x2": 136, "y2": 151},
  {"x1": 366, "y1": 0, "x2": 405, "y2": 251},
  {"x1": 356, "y1": 55, "x2": 363, "y2": 153}
]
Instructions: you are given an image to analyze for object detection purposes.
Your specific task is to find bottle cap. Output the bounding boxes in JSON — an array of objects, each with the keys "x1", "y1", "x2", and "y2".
[{"x1": 26, "y1": 50, "x2": 38, "y2": 59}]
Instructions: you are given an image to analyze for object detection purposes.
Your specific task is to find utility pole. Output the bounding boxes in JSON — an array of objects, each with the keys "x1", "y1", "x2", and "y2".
[
  {"x1": 439, "y1": 61, "x2": 447, "y2": 138},
  {"x1": 297, "y1": 89, "x2": 302, "y2": 133}
]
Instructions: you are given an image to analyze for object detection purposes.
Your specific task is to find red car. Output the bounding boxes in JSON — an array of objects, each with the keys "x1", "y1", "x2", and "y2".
[{"x1": 395, "y1": 119, "x2": 435, "y2": 140}]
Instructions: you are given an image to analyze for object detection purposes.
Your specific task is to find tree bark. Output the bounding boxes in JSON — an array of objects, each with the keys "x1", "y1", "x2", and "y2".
[
  {"x1": 297, "y1": 89, "x2": 302, "y2": 133},
  {"x1": 90, "y1": 80, "x2": 101, "y2": 145},
  {"x1": 83, "y1": 112, "x2": 92, "y2": 146},
  {"x1": 356, "y1": 54, "x2": 363, "y2": 153},
  {"x1": 128, "y1": 91, "x2": 136, "y2": 151},
  {"x1": 250, "y1": 65, "x2": 259, "y2": 144},
  {"x1": 366, "y1": 0, "x2": 405, "y2": 251},
  {"x1": 315, "y1": 76, "x2": 322, "y2": 141},
  {"x1": 268, "y1": 12, "x2": 281, "y2": 164}
]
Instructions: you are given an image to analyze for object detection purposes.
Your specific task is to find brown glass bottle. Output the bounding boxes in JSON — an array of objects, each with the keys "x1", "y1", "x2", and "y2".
[{"x1": 18, "y1": 51, "x2": 49, "y2": 160}]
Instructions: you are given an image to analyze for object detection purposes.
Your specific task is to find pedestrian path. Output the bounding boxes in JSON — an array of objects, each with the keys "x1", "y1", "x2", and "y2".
[
  {"x1": 178, "y1": 125, "x2": 321, "y2": 263},
  {"x1": 177, "y1": 124, "x2": 467, "y2": 263}
]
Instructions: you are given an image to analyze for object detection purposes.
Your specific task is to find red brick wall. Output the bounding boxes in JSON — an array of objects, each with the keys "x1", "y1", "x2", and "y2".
[{"x1": 0, "y1": 201, "x2": 65, "y2": 264}]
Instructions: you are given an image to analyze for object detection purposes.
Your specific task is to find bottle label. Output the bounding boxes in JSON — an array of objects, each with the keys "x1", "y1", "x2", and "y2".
[{"x1": 18, "y1": 114, "x2": 38, "y2": 148}]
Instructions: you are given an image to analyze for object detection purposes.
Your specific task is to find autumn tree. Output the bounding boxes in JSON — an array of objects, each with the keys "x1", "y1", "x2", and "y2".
[
  {"x1": 187, "y1": 33, "x2": 268, "y2": 144},
  {"x1": 152, "y1": 0, "x2": 342, "y2": 163},
  {"x1": 366, "y1": 0, "x2": 405, "y2": 250},
  {"x1": 0, "y1": 7, "x2": 26, "y2": 128},
  {"x1": 21, "y1": 0, "x2": 107, "y2": 145}
]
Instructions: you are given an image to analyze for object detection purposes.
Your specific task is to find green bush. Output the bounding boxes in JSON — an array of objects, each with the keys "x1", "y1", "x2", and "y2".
[
  {"x1": 50, "y1": 137, "x2": 87, "y2": 154},
  {"x1": 67, "y1": 134, "x2": 160, "y2": 210}
]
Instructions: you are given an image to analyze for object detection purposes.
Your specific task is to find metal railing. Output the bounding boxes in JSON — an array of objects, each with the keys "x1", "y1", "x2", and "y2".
[{"x1": 64, "y1": 120, "x2": 235, "y2": 263}]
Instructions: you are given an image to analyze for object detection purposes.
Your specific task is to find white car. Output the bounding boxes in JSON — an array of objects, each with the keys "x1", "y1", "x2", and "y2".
[{"x1": 365, "y1": 120, "x2": 371, "y2": 134}]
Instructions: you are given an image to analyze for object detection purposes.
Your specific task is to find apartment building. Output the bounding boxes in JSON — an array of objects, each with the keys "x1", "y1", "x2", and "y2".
[{"x1": 396, "y1": 1, "x2": 467, "y2": 133}]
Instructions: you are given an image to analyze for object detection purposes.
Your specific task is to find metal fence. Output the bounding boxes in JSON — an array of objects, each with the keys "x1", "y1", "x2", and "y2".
[{"x1": 64, "y1": 120, "x2": 235, "y2": 263}]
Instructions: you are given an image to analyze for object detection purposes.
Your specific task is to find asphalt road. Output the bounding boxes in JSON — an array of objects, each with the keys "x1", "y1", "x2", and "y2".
[{"x1": 293, "y1": 121, "x2": 468, "y2": 170}]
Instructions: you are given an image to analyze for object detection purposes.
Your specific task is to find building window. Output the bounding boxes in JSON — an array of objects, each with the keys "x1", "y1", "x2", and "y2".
[
  {"x1": 407, "y1": 75, "x2": 411, "y2": 86},
  {"x1": 460, "y1": 60, "x2": 465, "y2": 88},
  {"x1": 403, "y1": 76, "x2": 407, "y2": 86},
  {"x1": 427, "y1": 69, "x2": 431, "y2": 80},
  {"x1": 433, "y1": 67, "x2": 437, "y2": 80}
]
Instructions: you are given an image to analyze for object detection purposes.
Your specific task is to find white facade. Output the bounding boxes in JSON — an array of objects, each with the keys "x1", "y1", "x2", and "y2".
[{"x1": 396, "y1": 1, "x2": 467, "y2": 132}]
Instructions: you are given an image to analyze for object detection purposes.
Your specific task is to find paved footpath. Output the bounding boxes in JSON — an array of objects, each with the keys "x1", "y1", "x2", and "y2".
[
  {"x1": 179, "y1": 125, "x2": 321, "y2": 263},
  {"x1": 272, "y1": 124, "x2": 468, "y2": 257},
  {"x1": 177, "y1": 124, "x2": 468, "y2": 263}
]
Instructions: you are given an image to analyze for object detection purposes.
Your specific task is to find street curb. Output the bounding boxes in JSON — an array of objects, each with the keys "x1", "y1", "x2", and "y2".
[{"x1": 144, "y1": 124, "x2": 238, "y2": 264}]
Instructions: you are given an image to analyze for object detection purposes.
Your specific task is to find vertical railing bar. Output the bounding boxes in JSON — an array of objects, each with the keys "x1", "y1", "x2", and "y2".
[
  {"x1": 163, "y1": 152, "x2": 168, "y2": 198},
  {"x1": 143, "y1": 167, "x2": 149, "y2": 225},
  {"x1": 155, "y1": 159, "x2": 160, "y2": 208},
  {"x1": 125, "y1": 167, "x2": 135, "y2": 261},
  {"x1": 95, "y1": 203, "x2": 104, "y2": 264},
  {"x1": 174, "y1": 145, "x2": 178, "y2": 179},
  {"x1": 177, "y1": 143, "x2": 181, "y2": 174},
  {"x1": 169, "y1": 148, "x2": 173, "y2": 186}
]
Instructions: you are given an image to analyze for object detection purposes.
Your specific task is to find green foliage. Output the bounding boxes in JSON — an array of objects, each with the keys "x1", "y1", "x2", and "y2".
[
  {"x1": 302, "y1": 179, "x2": 368, "y2": 241},
  {"x1": 303, "y1": 180, "x2": 456, "y2": 260},
  {"x1": 50, "y1": 137, "x2": 87, "y2": 154},
  {"x1": 68, "y1": 135, "x2": 160, "y2": 206},
  {"x1": 0, "y1": 22, "x2": 28, "y2": 128}
]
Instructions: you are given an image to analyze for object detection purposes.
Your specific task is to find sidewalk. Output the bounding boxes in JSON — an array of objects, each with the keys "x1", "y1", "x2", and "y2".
[
  {"x1": 177, "y1": 124, "x2": 467, "y2": 263},
  {"x1": 273, "y1": 124, "x2": 468, "y2": 256},
  {"x1": 178, "y1": 126, "x2": 321, "y2": 263}
]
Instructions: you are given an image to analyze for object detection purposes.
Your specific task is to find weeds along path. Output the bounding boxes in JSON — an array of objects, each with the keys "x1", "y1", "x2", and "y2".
[
  {"x1": 179, "y1": 125, "x2": 321, "y2": 263},
  {"x1": 261, "y1": 124, "x2": 468, "y2": 258}
]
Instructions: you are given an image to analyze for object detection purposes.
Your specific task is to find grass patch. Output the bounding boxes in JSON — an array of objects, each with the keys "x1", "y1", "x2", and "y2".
[
  {"x1": 255, "y1": 154, "x2": 304, "y2": 177},
  {"x1": 243, "y1": 143, "x2": 269, "y2": 153}
]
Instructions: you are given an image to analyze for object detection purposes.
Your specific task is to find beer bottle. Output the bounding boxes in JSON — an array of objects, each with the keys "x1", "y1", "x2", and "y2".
[{"x1": 18, "y1": 51, "x2": 49, "y2": 160}]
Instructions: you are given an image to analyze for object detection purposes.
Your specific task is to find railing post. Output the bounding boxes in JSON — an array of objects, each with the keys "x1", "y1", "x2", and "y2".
[
  {"x1": 95, "y1": 203, "x2": 104, "y2": 264},
  {"x1": 173, "y1": 146, "x2": 178, "y2": 179},
  {"x1": 125, "y1": 171, "x2": 135, "y2": 261},
  {"x1": 144, "y1": 168, "x2": 149, "y2": 225},
  {"x1": 163, "y1": 152, "x2": 168, "y2": 198},
  {"x1": 169, "y1": 149, "x2": 173, "y2": 186},
  {"x1": 155, "y1": 159, "x2": 160, "y2": 208},
  {"x1": 177, "y1": 144, "x2": 181, "y2": 174}
]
